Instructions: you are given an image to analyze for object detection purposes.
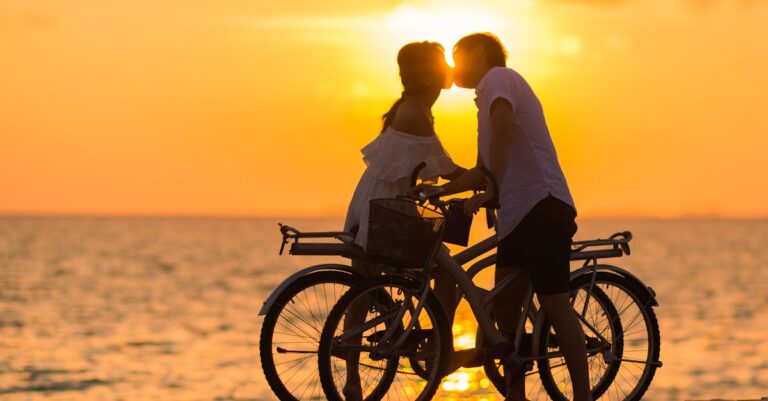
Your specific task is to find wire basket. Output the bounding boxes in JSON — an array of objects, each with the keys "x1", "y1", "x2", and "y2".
[{"x1": 366, "y1": 198, "x2": 445, "y2": 269}]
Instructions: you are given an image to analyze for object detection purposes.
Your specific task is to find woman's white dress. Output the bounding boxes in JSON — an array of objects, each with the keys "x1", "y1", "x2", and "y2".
[{"x1": 344, "y1": 125, "x2": 458, "y2": 250}]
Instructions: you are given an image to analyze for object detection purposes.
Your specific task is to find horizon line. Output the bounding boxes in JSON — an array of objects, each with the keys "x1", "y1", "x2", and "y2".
[{"x1": 1, "y1": 211, "x2": 768, "y2": 220}]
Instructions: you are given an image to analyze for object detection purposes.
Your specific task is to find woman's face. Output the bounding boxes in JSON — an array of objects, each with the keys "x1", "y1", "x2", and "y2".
[
  {"x1": 419, "y1": 54, "x2": 452, "y2": 91},
  {"x1": 437, "y1": 59, "x2": 454, "y2": 90},
  {"x1": 399, "y1": 45, "x2": 452, "y2": 93}
]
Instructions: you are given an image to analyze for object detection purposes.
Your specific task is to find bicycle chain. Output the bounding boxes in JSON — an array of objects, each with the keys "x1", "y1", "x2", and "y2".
[{"x1": 357, "y1": 361, "x2": 421, "y2": 376}]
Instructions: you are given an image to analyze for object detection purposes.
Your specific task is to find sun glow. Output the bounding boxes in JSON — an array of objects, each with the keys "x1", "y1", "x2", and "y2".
[{"x1": 384, "y1": 4, "x2": 504, "y2": 67}]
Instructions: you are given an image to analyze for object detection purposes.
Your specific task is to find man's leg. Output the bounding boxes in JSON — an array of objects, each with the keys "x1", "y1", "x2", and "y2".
[
  {"x1": 537, "y1": 292, "x2": 591, "y2": 401},
  {"x1": 494, "y1": 266, "x2": 531, "y2": 401}
]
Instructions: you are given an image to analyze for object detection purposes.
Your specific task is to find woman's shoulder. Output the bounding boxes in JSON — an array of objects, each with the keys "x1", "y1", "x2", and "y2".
[{"x1": 389, "y1": 101, "x2": 435, "y2": 137}]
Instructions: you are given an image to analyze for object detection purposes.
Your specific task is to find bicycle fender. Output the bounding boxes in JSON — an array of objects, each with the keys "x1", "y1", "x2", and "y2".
[
  {"x1": 258, "y1": 263, "x2": 359, "y2": 315},
  {"x1": 570, "y1": 264, "x2": 659, "y2": 307}
]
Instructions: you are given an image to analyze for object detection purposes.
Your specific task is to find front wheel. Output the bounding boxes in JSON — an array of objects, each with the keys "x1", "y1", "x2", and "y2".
[{"x1": 318, "y1": 275, "x2": 452, "y2": 401}]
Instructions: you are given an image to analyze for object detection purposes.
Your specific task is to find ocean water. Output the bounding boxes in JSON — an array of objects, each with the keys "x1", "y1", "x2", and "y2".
[{"x1": 1, "y1": 216, "x2": 767, "y2": 401}]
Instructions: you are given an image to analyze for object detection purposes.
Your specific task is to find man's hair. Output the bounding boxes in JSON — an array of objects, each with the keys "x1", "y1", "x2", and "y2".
[{"x1": 454, "y1": 33, "x2": 507, "y2": 67}]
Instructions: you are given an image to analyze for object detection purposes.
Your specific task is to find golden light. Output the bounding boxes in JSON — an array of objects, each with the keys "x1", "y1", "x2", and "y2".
[
  {"x1": 384, "y1": 4, "x2": 504, "y2": 67},
  {"x1": 454, "y1": 333, "x2": 476, "y2": 350},
  {"x1": 375, "y1": 2, "x2": 539, "y2": 106},
  {"x1": 442, "y1": 371, "x2": 472, "y2": 392}
]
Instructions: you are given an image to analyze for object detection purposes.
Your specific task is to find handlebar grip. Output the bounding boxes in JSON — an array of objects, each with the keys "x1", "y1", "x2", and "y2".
[
  {"x1": 477, "y1": 165, "x2": 500, "y2": 209},
  {"x1": 418, "y1": 187, "x2": 446, "y2": 202},
  {"x1": 410, "y1": 161, "x2": 427, "y2": 188}
]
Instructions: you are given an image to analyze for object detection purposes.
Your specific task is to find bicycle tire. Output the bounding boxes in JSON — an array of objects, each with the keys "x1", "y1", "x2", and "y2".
[
  {"x1": 537, "y1": 276, "x2": 623, "y2": 401},
  {"x1": 539, "y1": 272, "x2": 660, "y2": 401},
  {"x1": 482, "y1": 279, "x2": 621, "y2": 400},
  {"x1": 260, "y1": 271, "x2": 358, "y2": 401}
]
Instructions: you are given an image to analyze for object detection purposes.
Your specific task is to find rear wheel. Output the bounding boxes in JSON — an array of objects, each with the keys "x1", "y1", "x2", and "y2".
[
  {"x1": 260, "y1": 271, "x2": 359, "y2": 401},
  {"x1": 537, "y1": 277, "x2": 623, "y2": 401},
  {"x1": 539, "y1": 272, "x2": 660, "y2": 401},
  {"x1": 483, "y1": 279, "x2": 622, "y2": 401}
]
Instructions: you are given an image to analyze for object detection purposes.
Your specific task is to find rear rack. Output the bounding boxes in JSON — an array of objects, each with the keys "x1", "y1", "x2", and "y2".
[
  {"x1": 278, "y1": 224, "x2": 365, "y2": 259},
  {"x1": 570, "y1": 231, "x2": 632, "y2": 261}
]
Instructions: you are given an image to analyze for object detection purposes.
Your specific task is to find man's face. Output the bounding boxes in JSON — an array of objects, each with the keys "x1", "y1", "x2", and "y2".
[{"x1": 451, "y1": 46, "x2": 480, "y2": 89}]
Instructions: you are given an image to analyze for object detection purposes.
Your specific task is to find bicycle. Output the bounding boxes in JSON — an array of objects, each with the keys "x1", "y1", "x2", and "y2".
[{"x1": 313, "y1": 187, "x2": 662, "y2": 401}]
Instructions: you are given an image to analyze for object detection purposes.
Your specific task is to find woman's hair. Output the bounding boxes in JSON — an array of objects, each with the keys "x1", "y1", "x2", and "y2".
[
  {"x1": 454, "y1": 32, "x2": 507, "y2": 68},
  {"x1": 381, "y1": 41, "x2": 448, "y2": 132}
]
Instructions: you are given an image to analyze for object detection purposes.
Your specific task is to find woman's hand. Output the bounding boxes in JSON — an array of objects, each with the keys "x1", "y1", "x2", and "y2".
[
  {"x1": 406, "y1": 183, "x2": 438, "y2": 198},
  {"x1": 463, "y1": 192, "x2": 493, "y2": 216}
]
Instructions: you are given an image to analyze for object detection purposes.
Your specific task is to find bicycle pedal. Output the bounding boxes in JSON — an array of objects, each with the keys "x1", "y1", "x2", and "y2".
[
  {"x1": 400, "y1": 328, "x2": 433, "y2": 349},
  {"x1": 487, "y1": 341, "x2": 516, "y2": 360},
  {"x1": 519, "y1": 333, "x2": 534, "y2": 356},
  {"x1": 488, "y1": 333, "x2": 535, "y2": 360},
  {"x1": 524, "y1": 361, "x2": 534, "y2": 372}
]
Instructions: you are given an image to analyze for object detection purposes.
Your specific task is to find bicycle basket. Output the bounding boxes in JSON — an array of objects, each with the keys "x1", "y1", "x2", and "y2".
[{"x1": 366, "y1": 198, "x2": 445, "y2": 269}]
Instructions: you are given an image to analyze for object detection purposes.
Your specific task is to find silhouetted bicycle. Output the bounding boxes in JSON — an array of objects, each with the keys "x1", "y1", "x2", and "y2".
[{"x1": 313, "y1": 170, "x2": 662, "y2": 401}]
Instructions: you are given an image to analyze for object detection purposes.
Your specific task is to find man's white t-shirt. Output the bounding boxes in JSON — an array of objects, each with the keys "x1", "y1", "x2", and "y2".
[{"x1": 475, "y1": 66, "x2": 576, "y2": 240}]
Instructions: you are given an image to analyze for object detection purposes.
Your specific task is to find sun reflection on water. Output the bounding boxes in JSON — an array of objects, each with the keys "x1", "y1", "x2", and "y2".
[{"x1": 436, "y1": 303, "x2": 503, "y2": 401}]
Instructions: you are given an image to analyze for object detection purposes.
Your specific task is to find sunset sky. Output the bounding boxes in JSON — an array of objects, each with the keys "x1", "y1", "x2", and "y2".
[{"x1": 2, "y1": 0, "x2": 767, "y2": 217}]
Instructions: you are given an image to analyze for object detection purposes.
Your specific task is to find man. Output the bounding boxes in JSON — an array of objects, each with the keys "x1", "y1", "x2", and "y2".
[{"x1": 431, "y1": 33, "x2": 591, "y2": 401}]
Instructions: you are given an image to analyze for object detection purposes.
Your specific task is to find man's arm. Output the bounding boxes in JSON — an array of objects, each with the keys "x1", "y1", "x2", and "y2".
[
  {"x1": 462, "y1": 98, "x2": 514, "y2": 214},
  {"x1": 487, "y1": 98, "x2": 514, "y2": 195},
  {"x1": 438, "y1": 154, "x2": 485, "y2": 196}
]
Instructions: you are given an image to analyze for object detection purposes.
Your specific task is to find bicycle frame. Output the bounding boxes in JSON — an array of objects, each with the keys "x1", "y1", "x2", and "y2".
[
  {"x1": 380, "y1": 232, "x2": 642, "y2": 367},
  {"x1": 434, "y1": 240, "x2": 507, "y2": 345}
]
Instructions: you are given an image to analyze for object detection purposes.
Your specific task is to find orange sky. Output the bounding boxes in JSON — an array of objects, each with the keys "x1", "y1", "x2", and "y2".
[{"x1": 1, "y1": 0, "x2": 767, "y2": 217}]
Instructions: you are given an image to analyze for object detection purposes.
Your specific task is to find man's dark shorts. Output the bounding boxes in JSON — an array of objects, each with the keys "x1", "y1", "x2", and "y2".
[{"x1": 496, "y1": 195, "x2": 578, "y2": 296}]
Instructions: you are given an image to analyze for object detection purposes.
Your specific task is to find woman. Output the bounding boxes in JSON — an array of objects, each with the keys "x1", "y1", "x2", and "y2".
[{"x1": 342, "y1": 41, "x2": 465, "y2": 401}]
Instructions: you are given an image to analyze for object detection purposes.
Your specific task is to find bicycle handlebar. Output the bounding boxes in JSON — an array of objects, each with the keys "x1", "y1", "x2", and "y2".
[
  {"x1": 405, "y1": 162, "x2": 499, "y2": 229},
  {"x1": 410, "y1": 161, "x2": 427, "y2": 188}
]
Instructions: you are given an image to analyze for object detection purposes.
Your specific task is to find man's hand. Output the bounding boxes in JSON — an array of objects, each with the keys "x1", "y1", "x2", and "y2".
[{"x1": 463, "y1": 191, "x2": 493, "y2": 215}]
